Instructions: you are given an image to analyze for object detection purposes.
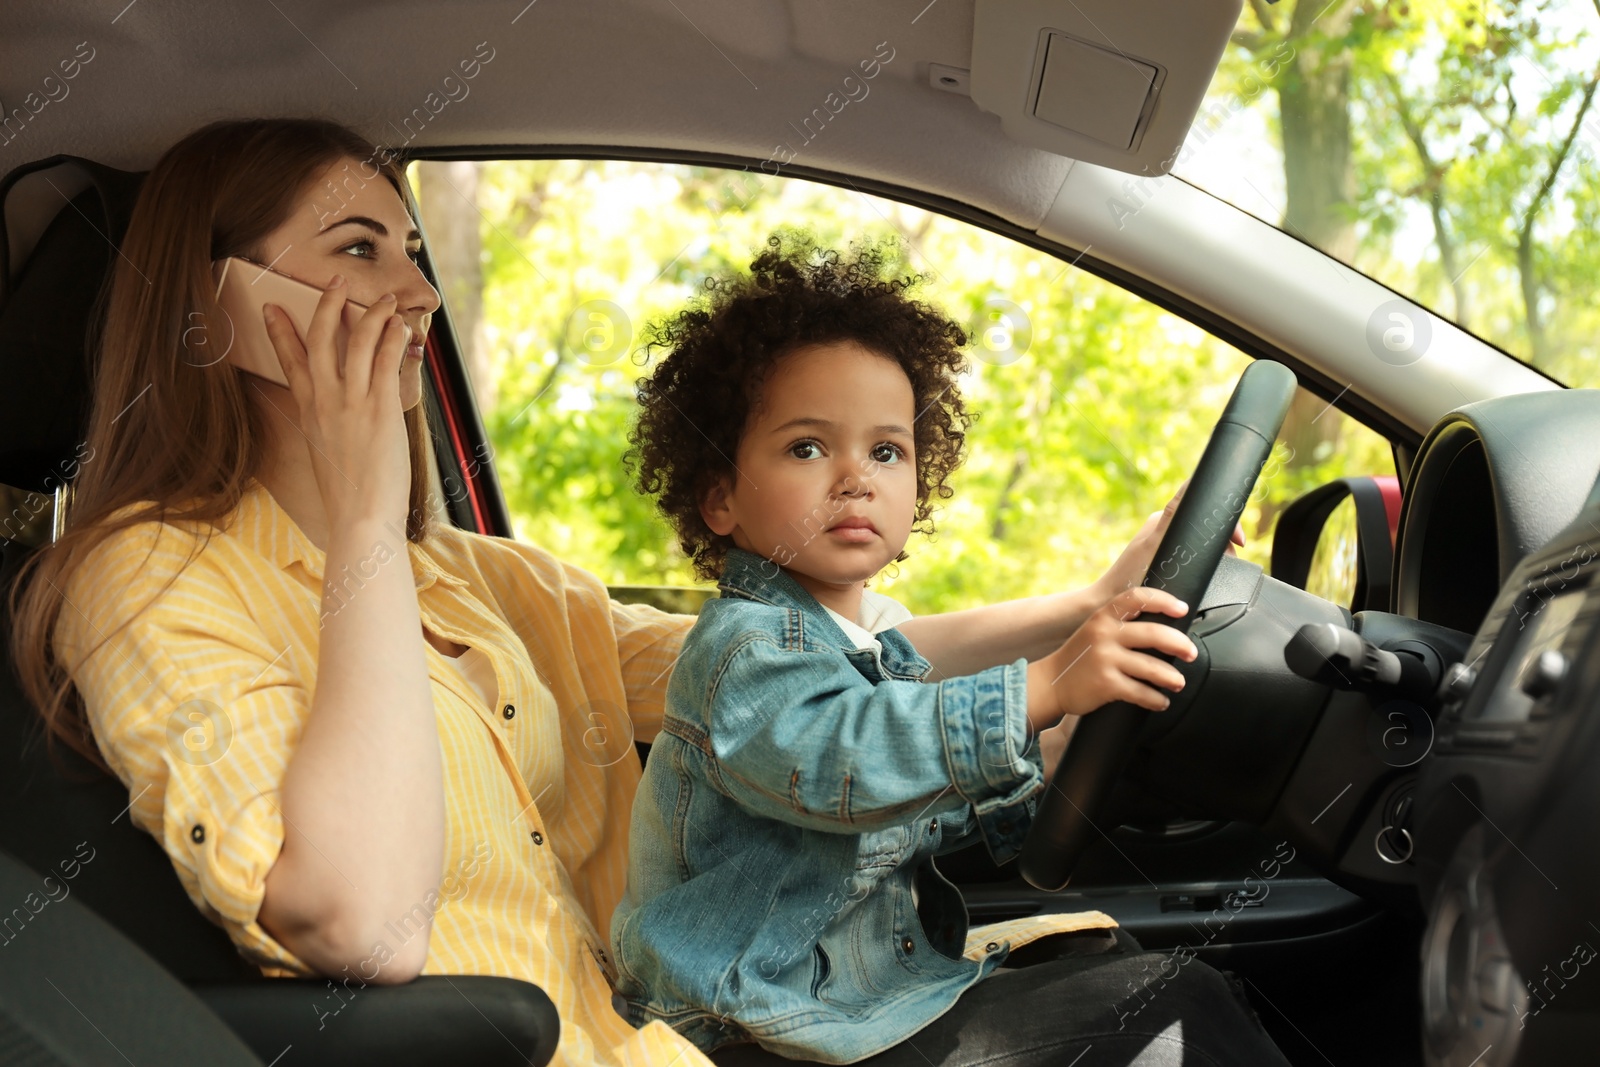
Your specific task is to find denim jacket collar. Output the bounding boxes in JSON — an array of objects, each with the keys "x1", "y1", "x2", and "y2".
[{"x1": 717, "y1": 547, "x2": 930, "y2": 682}]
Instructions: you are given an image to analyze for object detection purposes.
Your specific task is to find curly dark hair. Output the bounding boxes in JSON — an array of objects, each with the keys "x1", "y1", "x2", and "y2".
[{"x1": 626, "y1": 231, "x2": 974, "y2": 582}]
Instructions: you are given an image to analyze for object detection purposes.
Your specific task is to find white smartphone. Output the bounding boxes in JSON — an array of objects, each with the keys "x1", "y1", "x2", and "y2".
[{"x1": 210, "y1": 257, "x2": 369, "y2": 386}]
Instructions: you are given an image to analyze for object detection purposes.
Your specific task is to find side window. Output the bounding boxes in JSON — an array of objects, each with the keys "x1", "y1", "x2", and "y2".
[{"x1": 410, "y1": 160, "x2": 1394, "y2": 615}]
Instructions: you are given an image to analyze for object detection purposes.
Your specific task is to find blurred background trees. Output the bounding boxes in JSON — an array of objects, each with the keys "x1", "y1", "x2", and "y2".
[{"x1": 411, "y1": 0, "x2": 1597, "y2": 615}]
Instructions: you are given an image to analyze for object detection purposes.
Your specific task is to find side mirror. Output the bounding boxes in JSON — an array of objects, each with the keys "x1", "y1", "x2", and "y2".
[{"x1": 1271, "y1": 476, "x2": 1401, "y2": 612}]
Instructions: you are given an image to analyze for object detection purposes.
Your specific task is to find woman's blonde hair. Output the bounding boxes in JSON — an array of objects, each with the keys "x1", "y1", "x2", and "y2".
[{"x1": 6, "y1": 118, "x2": 437, "y2": 770}]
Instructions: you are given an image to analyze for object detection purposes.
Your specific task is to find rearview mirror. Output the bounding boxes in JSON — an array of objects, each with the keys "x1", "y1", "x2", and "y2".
[{"x1": 1271, "y1": 476, "x2": 1400, "y2": 612}]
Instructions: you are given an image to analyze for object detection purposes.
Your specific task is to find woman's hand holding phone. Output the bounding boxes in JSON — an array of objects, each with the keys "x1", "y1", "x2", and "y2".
[{"x1": 261, "y1": 275, "x2": 413, "y2": 532}]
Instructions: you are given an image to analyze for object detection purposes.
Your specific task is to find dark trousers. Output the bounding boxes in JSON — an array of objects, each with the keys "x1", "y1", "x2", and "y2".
[{"x1": 709, "y1": 927, "x2": 1294, "y2": 1066}]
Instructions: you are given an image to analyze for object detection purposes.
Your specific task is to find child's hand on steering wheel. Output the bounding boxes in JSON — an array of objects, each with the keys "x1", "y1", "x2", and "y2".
[{"x1": 1027, "y1": 586, "x2": 1199, "y2": 736}]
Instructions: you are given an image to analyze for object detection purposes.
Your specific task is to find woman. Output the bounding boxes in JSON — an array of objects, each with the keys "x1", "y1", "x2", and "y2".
[{"x1": 6, "y1": 118, "x2": 1281, "y2": 1066}]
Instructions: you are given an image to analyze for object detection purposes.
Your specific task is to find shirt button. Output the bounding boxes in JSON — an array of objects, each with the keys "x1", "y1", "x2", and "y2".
[
  {"x1": 190, "y1": 824, "x2": 205, "y2": 844},
  {"x1": 902, "y1": 937, "x2": 915, "y2": 954},
  {"x1": 530, "y1": 830, "x2": 544, "y2": 845},
  {"x1": 502, "y1": 703, "x2": 516, "y2": 720},
  {"x1": 997, "y1": 820, "x2": 1014, "y2": 835}
]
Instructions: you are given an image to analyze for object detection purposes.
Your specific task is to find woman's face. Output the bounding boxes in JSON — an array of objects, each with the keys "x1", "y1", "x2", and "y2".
[{"x1": 250, "y1": 156, "x2": 441, "y2": 411}]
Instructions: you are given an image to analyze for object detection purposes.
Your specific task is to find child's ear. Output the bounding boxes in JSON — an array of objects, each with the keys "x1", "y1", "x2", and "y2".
[{"x1": 699, "y1": 475, "x2": 738, "y2": 537}]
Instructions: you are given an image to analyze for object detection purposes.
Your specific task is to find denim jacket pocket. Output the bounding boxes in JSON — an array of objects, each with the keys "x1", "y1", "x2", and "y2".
[{"x1": 855, "y1": 825, "x2": 911, "y2": 870}]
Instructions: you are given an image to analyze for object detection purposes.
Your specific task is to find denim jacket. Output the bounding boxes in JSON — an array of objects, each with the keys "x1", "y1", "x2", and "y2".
[{"x1": 610, "y1": 548, "x2": 1065, "y2": 1063}]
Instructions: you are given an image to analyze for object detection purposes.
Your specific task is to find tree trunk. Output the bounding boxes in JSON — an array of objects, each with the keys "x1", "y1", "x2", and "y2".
[
  {"x1": 1513, "y1": 73, "x2": 1597, "y2": 369},
  {"x1": 1384, "y1": 70, "x2": 1470, "y2": 329},
  {"x1": 1280, "y1": 0, "x2": 1358, "y2": 261},
  {"x1": 1255, "y1": 0, "x2": 1361, "y2": 537},
  {"x1": 415, "y1": 160, "x2": 494, "y2": 416}
]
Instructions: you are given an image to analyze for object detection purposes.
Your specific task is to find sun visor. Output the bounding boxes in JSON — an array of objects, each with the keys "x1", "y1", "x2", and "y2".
[{"x1": 967, "y1": 0, "x2": 1243, "y2": 175}]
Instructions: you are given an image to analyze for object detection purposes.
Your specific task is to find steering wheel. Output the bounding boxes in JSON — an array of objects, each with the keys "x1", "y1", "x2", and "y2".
[{"x1": 1019, "y1": 359, "x2": 1299, "y2": 891}]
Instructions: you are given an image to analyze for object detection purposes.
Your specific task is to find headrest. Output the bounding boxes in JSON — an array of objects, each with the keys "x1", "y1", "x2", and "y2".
[{"x1": 0, "y1": 156, "x2": 145, "y2": 494}]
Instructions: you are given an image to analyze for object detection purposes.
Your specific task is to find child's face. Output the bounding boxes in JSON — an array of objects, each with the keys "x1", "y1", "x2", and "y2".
[{"x1": 701, "y1": 341, "x2": 919, "y2": 597}]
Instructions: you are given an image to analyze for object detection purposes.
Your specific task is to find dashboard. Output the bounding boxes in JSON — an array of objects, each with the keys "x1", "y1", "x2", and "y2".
[
  {"x1": 1394, "y1": 389, "x2": 1600, "y2": 635},
  {"x1": 1399, "y1": 390, "x2": 1600, "y2": 1065}
]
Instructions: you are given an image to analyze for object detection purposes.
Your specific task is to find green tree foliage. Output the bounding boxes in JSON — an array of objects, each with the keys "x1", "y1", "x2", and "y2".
[
  {"x1": 416, "y1": 160, "x2": 1394, "y2": 614},
  {"x1": 1210, "y1": 0, "x2": 1600, "y2": 386}
]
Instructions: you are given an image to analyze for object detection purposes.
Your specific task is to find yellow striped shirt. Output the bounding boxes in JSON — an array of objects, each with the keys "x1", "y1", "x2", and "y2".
[{"x1": 54, "y1": 477, "x2": 714, "y2": 1066}]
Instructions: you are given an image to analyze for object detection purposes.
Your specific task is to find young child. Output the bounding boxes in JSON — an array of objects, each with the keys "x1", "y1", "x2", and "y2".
[{"x1": 611, "y1": 234, "x2": 1202, "y2": 1064}]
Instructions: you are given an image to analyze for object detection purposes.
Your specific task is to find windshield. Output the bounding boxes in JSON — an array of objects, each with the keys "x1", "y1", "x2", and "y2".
[{"x1": 1171, "y1": 0, "x2": 1600, "y2": 389}]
